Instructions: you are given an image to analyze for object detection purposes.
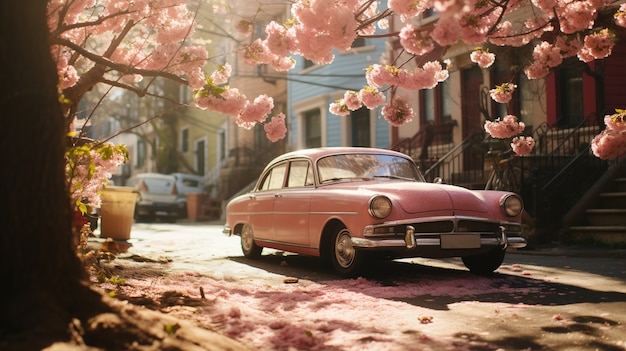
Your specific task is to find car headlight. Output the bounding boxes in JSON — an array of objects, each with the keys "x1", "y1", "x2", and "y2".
[
  {"x1": 369, "y1": 195, "x2": 392, "y2": 219},
  {"x1": 500, "y1": 194, "x2": 523, "y2": 217}
]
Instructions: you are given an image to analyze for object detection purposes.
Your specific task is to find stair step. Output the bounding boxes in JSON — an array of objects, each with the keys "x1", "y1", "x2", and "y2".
[
  {"x1": 613, "y1": 177, "x2": 626, "y2": 192},
  {"x1": 586, "y1": 209, "x2": 626, "y2": 226},
  {"x1": 598, "y1": 192, "x2": 626, "y2": 208},
  {"x1": 568, "y1": 226, "x2": 626, "y2": 244},
  {"x1": 614, "y1": 178, "x2": 626, "y2": 192}
]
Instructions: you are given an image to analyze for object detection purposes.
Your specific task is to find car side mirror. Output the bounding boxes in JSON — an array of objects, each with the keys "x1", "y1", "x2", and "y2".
[{"x1": 433, "y1": 177, "x2": 443, "y2": 184}]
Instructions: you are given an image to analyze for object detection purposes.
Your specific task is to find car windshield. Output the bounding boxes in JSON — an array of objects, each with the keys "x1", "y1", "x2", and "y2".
[{"x1": 317, "y1": 153, "x2": 424, "y2": 183}]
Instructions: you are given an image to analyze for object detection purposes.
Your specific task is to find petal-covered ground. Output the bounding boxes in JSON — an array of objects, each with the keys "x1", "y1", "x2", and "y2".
[{"x1": 96, "y1": 259, "x2": 618, "y2": 351}]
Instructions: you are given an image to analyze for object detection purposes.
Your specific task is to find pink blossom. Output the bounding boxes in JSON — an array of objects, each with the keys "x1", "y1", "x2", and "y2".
[
  {"x1": 511, "y1": 136, "x2": 535, "y2": 156},
  {"x1": 264, "y1": 114, "x2": 287, "y2": 142},
  {"x1": 240, "y1": 39, "x2": 275, "y2": 65},
  {"x1": 591, "y1": 128, "x2": 626, "y2": 160},
  {"x1": 582, "y1": 29, "x2": 615, "y2": 60},
  {"x1": 271, "y1": 56, "x2": 296, "y2": 71},
  {"x1": 239, "y1": 94, "x2": 274, "y2": 125},
  {"x1": 556, "y1": 1, "x2": 598, "y2": 34},
  {"x1": 265, "y1": 21, "x2": 294, "y2": 57},
  {"x1": 616, "y1": 4, "x2": 626, "y2": 28},
  {"x1": 490, "y1": 83, "x2": 517, "y2": 103},
  {"x1": 470, "y1": 48, "x2": 495, "y2": 68},
  {"x1": 555, "y1": 35, "x2": 583, "y2": 58},
  {"x1": 400, "y1": 24, "x2": 435, "y2": 56},
  {"x1": 524, "y1": 61, "x2": 551, "y2": 79},
  {"x1": 484, "y1": 115, "x2": 525, "y2": 139},
  {"x1": 67, "y1": 142, "x2": 128, "y2": 209},
  {"x1": 329, "y1": 101, "x2": 351, "y2": 116},
  {"x1": 343, "y1": 91, "x2": 362, "y2": 110},
  {"x1": 533, "y1": 41, "x2": 563, "y2": 68},
  {"x1": 210, "y1": 64, "x2": 232, "y2": 85},
  {"x1": 523, "y1": 41, "x2": 563, "y2": 79},
  {"x1": 236, "y1": 20, "x2": 253, "y2": 36},
  {"x1": 603, "y1": 109, "x2": 626, "y2": 132},
  {"x1": 592, "y1": 109, "x2": 626, "y2": 159},
  {"x1": 431, "y1": 16, "x2": 460, "y2": 46},
  {"x1": 365, "y1": 64, "x2": 403, "y2": 88},
  {"x1": 358, "y1": 86, "x2": 386, "y2": 109},
  {"x1": 531, "y1": 0, "x2": 558, "y2": 13},
  {"x1": 389, "y1": 0, "x2": 427, "y2": 18},
  {"x1": 382, "y1": 97, "x2": 414, "y2": 127},
  {"x1": 194, "y1": 87, "x2": 248, "y2": 118}
]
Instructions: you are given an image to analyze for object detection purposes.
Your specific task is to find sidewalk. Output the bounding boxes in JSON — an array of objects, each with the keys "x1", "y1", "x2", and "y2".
[{"x1": 509, "y1": 243, "x2": 626, "y2": 259}]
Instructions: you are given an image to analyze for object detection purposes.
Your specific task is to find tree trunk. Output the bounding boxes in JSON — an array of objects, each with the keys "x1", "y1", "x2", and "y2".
[
  {"x1": 0, "y1": 0, "x2": 91, "y2": 347},
  {"x1": 0, "y1": 3, "x2": 253, "y2": 351}
]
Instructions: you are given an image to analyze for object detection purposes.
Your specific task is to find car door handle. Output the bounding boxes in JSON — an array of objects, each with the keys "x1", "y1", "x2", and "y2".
[{"x1": 275, "y1": 194, "x2": 282, "y2": 198}]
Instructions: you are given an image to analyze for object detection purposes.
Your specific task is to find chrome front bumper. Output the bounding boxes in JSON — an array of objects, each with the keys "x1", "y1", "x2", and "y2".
[
  {"x1": 352, "y1": 224, "x2": 527, "y2": 249},
  {"x1": 223, "y1": 226, "x2": 232, "y2": 236}
]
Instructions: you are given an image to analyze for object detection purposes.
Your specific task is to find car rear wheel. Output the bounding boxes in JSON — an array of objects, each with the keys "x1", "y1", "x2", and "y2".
[
  {"x1": 330, "y1": 227, "x2": 363, "y2": 277},
  {"x1": 462, "y1": 248, "x2": 506, "y2": 275},
  {"x1": 241, "y1": 224, "x2": 263, "y2": 258}
]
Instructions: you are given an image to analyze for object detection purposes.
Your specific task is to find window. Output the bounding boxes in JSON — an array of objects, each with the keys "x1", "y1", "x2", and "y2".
[
  {"x1": 304, "y1": 108, "x2": 322, "y2": 148},
  {"x1": 218, "y1": 130, "x2": 226, "y2": 161},
  {"x1": 287, "y1": 160, "x2": 314, "y2": 187},
  {"x1": 351, "y1": 37, "x2": 366, "y2": 48},
  {"x1": 181, "y1": 128, "x2": 189, "y2": 153},
  {"x1": 558, "y1": 60, "x2": 584, "y2": 126},
  {"x1": 136, "y1": 140, "x2": 146, "y2": 168},
  {"x1": 421, "y1": 79, "x2": 451, "y2": 124},
  {"x1": 258, "y1": 163, "x2": 287, "y2": 191},
  {"x1": 303, "y1": 58, "x2": 316, "y2": 69},
  {"x1": 350, "y1": 107, "x2": 371, "y2": 147}
]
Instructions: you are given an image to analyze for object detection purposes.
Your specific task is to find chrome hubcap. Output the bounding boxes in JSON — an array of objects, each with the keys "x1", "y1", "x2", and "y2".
[
  {"x1": 335, "y1": 230, "x2": 355, "y2": 268},
  {"x1": 242, "y1": 225, "x2": 253, "y2": 252}
]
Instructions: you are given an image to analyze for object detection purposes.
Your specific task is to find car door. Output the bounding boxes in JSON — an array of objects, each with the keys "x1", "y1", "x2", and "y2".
[
  {"x1": 273, "y1": 160, "x2": 314, "y2": 246},
  {"x1": 247, "y1": 162, "x2": 287, "y2": 240}
]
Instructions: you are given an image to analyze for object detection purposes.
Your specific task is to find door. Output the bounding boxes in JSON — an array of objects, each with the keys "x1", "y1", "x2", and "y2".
[
  {"x1": 462, "y1": 65, "x2": 484, "y2": 171},
  {"x1": 248, "y1": 162, "x2": 287, "y2": 240},
  {"x1": 273, "y1": 160, "x2": 313, "y2": 246}
]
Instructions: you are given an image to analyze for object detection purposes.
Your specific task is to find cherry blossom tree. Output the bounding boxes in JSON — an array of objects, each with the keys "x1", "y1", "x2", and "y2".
[
  {"x1": 2, "y1": 0, "x2": 626, "y2": 348},
  {"x1": 50, "y1": 0, "x2": 626, "y2": 155},
  {"x1": 213, "y1": 0, "x2": 625, "y2": 156}
]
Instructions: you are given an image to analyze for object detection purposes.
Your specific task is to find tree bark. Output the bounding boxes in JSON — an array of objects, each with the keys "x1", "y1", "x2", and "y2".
[{"x1": 0, "y1": 0, "x2": 91, "y2": 347}]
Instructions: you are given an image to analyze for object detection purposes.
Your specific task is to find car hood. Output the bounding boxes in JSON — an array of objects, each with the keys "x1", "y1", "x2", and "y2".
[{"x1": 357, "y1": 181, "x2": 489, "y2": 215}]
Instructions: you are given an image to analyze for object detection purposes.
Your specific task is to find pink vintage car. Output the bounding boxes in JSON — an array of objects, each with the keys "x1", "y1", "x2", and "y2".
[{"x1": 223, "y1": 147, "x2": 526, "y2": 277}]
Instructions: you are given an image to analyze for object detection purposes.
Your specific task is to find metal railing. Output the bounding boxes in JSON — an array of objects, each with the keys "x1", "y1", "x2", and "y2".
[{"x1": 404, "y1": 113, "x2": 607, "y2": 231}]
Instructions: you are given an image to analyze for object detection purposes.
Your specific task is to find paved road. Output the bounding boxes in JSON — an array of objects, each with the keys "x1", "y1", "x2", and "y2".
[{"x1": 94, "y1": 221, "x2": 626, "y2": 351}]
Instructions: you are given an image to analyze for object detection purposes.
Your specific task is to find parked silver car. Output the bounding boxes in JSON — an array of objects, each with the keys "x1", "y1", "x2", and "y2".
[
  {"x1": 126, "y1": 173, "x2": 181, "y2": 222},
  {"x1": 171, "y1": 173, "x2": 206, "y2": 218}
]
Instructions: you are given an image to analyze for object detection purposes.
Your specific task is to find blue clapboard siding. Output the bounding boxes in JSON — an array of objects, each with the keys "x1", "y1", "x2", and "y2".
[{"x1": 287, "y1": 29, "x2": 390, "y2": 149}]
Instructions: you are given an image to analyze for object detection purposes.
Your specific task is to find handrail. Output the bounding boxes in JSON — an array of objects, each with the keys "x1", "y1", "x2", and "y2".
[
  {"x1": 423, "y1": 131, "x2": 485, "y2": 178},
  {"x1": 546, "y1": 113, "x2": 597, "y2": 157}
]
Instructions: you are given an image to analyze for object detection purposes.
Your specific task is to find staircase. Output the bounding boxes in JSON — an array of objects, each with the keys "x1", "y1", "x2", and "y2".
[
  {"x1": 565, "y1": 160, "x2": 626, "y2": 246},
  {"x1": 394, "y1": 113, "x2": 626, "y2": 246}
]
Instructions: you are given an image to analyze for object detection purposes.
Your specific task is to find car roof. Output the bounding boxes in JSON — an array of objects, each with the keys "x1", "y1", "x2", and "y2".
[
  {"x1": 130, "y1": 172, "x2": 176, "y2": 180},
  {"x1": 171, "y1": 173, "x2": 204, "y2": 180},
  {"x1": 268, "y1": 147, "x2": 412, "y2": 166}
]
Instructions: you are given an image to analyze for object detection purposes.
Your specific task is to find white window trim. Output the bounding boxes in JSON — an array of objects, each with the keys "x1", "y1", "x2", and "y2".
[
  {"x1": 194, "y1": 136, "x2": 208, "y2": 176},
  {"x1": 216, "y1": 121, "x2": 228, "y2": 167},
  {"x1": 181, "y1": 126, "x2": 190, "y2": 153},
  {"x1": 293, "y1": 95, "x2": 329, "y2": 149}
]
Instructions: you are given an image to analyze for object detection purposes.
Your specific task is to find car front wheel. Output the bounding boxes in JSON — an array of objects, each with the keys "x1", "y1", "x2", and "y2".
[
  {"x1": 330, "y1": 227, "x2": 363, "y2": 277},
  {"x1": 462, "y1": 248, "x2": 506, "y2": 275},
  {"x1": 240, "y1": 224, "x2": 263, "y2": 258}
]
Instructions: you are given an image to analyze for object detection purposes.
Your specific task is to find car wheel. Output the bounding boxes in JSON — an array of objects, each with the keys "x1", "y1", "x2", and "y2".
[
  {"x1": 241, "y1": 224, "x2": 263, "y2": 258},
  {"x1": 330, "y1": 227, "x2": 363, "y2": 277},
  {"x1": 462, "y1": 248, "x2": 506, "y2": 275}
]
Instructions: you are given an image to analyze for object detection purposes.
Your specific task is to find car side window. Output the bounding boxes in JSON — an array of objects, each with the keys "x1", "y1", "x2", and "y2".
[
  {"x1": 258, "y1": 163, "x2": 287, "y2": 191},
  {"x1": 287, "y1": 160, "x2": 314, "y2": 187}
]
